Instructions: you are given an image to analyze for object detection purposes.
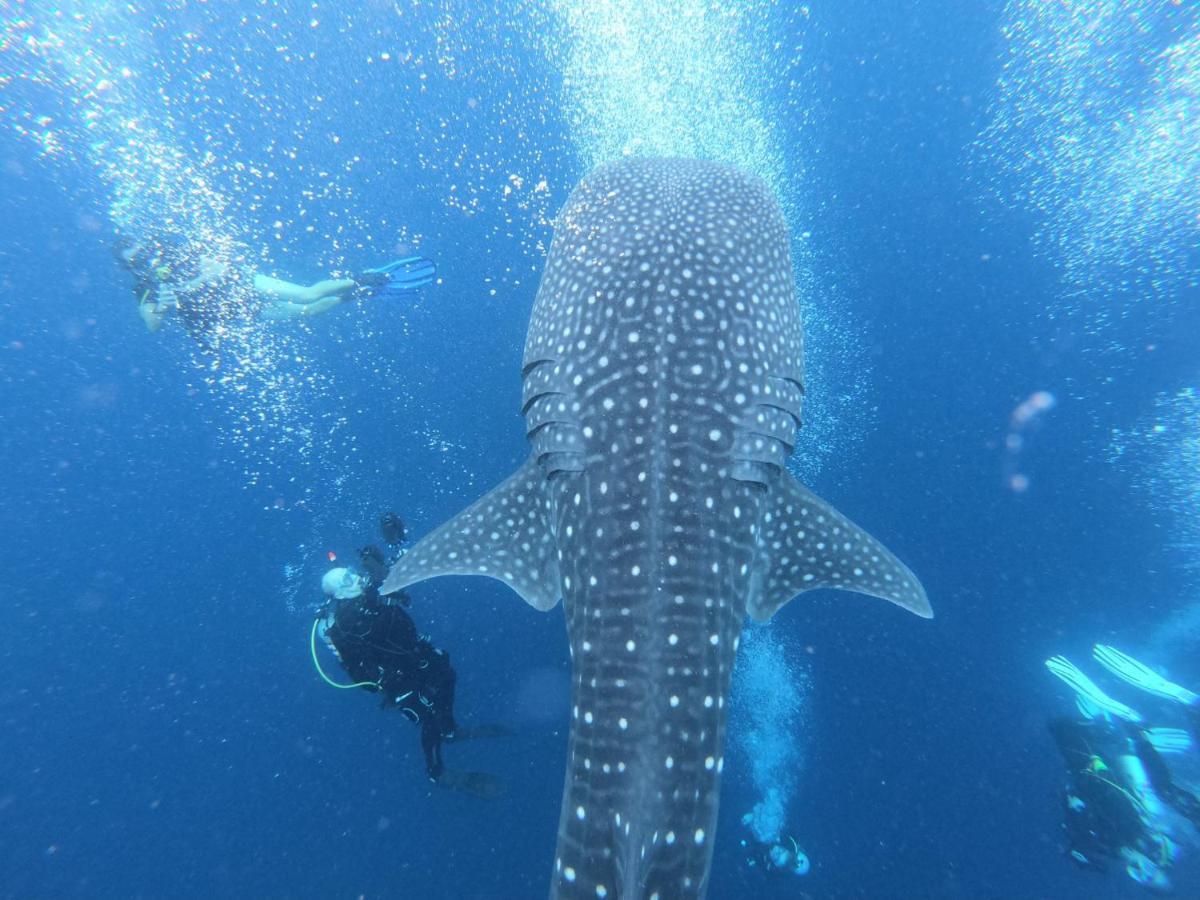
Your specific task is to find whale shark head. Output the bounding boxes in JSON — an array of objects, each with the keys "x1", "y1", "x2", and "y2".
[{"x1": 383, "y1": 157, "x2": 929, "y2": 898}]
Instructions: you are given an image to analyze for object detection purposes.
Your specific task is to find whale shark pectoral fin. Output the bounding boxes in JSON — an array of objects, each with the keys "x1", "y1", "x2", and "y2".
[
  {"x1": 380, "y1": 456, "x2": 562, "y2": 611},
  {"x1": 748, "y1": 472, "x2": 931, "y2": 622}
]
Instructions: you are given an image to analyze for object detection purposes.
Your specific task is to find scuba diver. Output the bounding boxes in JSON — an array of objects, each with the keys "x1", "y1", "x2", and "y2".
[
  {"x1": 379, "y1": 510, "x2": 406, "y2": 545},
  {"x1": 739, "y1": 833, "x2": 810, "y2": 878},
  {"x1": 762, "y1": 837, "x2": 810, "y2": 877},
  {"x1": 311, "y1": 513, "x2": 503, "y2": 799},
  {"x1": 115, "y1": 231, "x2": 435, "y2": 343},
  {"x1": 738, "y1": 808, "x2": 810, "y2": 880},
  {"x1": 1049, "y1": 715, "x2": 1179, "y2": 890},
  {"x1": 1045, "y1": 646, "x2": 1200, "y2": 891}
]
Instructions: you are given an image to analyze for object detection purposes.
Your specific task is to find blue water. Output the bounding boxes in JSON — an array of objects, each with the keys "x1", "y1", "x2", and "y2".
[{"x1": 2, "y1": 1, "x2": 1198, "y2": 897}]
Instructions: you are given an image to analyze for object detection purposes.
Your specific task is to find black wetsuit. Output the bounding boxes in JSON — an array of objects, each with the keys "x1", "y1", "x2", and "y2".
[
  {"x1": 1050, "y1": 718, "x2": 1148, "y2": 870},
  {"x1": 1049, "y1": 715, "x2": 1200, "y2": 872},
  {"x1": 325, "y1": 589, "x2": 457, "y2": 779},
  {"x1": 1129, "y1": 724, "x2": 1200, "y2": 829}
]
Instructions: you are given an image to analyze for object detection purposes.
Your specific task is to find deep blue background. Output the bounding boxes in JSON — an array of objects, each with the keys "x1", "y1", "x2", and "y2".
[{"x1": 2, "y1": 2, "x2": 1197, "y2": 897}]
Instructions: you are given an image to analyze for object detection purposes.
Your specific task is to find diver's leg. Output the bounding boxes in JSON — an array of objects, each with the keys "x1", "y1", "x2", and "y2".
[
  {"x1": 1131, "y1": 730, "x2": 1200, "y2": 829},
  {"x1": 259, "y1": 298, "x2": 346, "y2": 321},
  {"x1": 252, "y1": 273, "x2": 358, "y2": 304},
  {"x1": 421, "y1": 719, "x2": 444, "y2": 780},
  {"x1": 427, "y1": 658, "x2": 457, "y2": 737},
  {"x1": 443, "y1": 665, "x2": 457, "y2": 735},
  {"x1": 1165, "y1": 784, "x2": 1200, "y2": 829}
]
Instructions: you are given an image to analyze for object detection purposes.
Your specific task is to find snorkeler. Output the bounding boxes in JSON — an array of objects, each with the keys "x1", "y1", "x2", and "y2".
[
  {"x1": 311, "y1": 514, "x2": 503, "y2": 799},
  {"x1": 115, "y1": 231, "x2": 435, "y2": 343},
  {"x1": 1045, "y1": 647, "x2": 1200, "y2": 891}
]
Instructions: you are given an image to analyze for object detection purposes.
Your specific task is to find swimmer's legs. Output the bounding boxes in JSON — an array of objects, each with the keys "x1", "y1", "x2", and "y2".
[
  {"x1": 253, "y1": 273, "x2": 358, "y2": 304},
  {"x1": 253, "y1": 273, "x2": 359, "y2": 320}
]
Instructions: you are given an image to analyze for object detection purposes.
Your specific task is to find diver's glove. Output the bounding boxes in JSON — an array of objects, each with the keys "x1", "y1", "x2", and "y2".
[
  {"x1": 1045, "y1": 655, "x2": 1143, "y2": 723},
  {"x1": 1093, "y1": 645, "x2": 1200, "y2": 706}
]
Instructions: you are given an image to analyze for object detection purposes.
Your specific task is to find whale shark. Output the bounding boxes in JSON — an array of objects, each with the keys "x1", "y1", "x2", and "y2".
[{"x1": 382, "y1": 157, "x2": 930, "y2": 899}]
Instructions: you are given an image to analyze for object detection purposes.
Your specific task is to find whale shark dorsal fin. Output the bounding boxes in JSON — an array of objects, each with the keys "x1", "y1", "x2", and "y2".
[
  {"x1": 749, "y1": 472, "x2": 931, "y2": 621},
  {"x1": 380, "y1": 456, "x2": 562, "y2": 611}
]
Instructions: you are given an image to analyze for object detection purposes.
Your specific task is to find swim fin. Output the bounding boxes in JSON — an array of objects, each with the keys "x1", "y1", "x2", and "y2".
[
  {"x1": 1074, "y1": 694, "x2": 1105, "y2": 721},
  {"x1": 1143, "y1": 727, "x2": 1194, "y2": 755},
  {"x1": 1045, "y1": 655, "x2": 1143, "y2": 723},
  {"x1": 1092, "y1": 645, "x2": 1199, "y2": 706},
  {"x1": 444, "y1": 723, "x2": 514, "y2": 742},
  {"x1": 360, "y1": 256, "x2": 436, "y2": 295},
  {"x1": 436, "y1": 769, "x2": 507, "y2": 800}
]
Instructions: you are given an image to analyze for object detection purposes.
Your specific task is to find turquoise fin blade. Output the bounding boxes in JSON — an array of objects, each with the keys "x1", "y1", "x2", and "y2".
[
  {"x1": 1045, "y1": 655, "x2": 1143, "y2": 723},
  {"x1": 1144, "y1": 727, "x2": 1193, "y2": 755},
  {"x1": 1092, "y1": 645, "x2": 1200, "y2": 705}
]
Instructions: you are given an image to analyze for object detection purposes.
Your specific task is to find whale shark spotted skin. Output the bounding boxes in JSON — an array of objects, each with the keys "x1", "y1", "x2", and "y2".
[{"x1": 382, "y1": 157, "x2": 930, "y2": 899}]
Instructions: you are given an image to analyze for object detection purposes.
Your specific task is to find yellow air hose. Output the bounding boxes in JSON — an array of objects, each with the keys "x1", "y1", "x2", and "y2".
[{"x1": 310, "y1": 618, "x2": 380, "y2": 690}]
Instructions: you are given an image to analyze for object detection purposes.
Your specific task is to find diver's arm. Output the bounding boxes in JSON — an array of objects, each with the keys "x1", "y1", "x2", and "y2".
[
  {"x1": 138, "y1": 284, "x2": 178, "y2": 331},
  {"x1": 252, "y1": 273, "x2": 358, "y2": 305}
]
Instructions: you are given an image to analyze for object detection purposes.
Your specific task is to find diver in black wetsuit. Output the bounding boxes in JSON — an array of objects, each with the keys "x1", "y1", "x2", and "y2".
[
  {"x1": 1049, "y1": 714, "x2": 1200, "y2": 890},
  {"x1": 319, "y1": 564, "x2": 457, "y2": 780},
  {"x1": 1049, "y1": 718, "x2": 1161, "y2": 875},
  {"x1": 313, "y1": 514, "x2": 503, "y2": 797},
  {"x1": 1045, "y1": 647, "x2": 1200, "y2": 891}
]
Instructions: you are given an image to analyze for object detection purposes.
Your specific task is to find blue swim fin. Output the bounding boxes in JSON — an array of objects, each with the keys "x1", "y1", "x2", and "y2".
[{"x1": 361, "y1": 256, "x2": 436, "y2": 294}]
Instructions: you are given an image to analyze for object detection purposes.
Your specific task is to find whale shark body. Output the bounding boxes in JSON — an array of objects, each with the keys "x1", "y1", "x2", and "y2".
[{"x1": 383, "y1": 157, "x2": 930, "y2": 898}]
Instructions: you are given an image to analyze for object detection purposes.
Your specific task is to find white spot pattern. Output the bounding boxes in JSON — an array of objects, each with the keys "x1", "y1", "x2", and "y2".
[{"x1": 382, "y1": 158, "x2": 928, "y2": 900}]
